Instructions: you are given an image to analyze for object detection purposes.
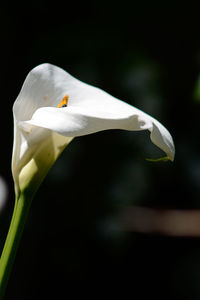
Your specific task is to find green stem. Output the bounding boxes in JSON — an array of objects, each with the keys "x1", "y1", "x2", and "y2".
[{"x1": 0, "y1": 192, "x2": 33, "y2": 299}]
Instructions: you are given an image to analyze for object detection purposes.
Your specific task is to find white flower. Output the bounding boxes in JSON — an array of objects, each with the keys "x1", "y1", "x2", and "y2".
[{"x1": 12, "y1": 63, "x2": 175, "y2": 195}]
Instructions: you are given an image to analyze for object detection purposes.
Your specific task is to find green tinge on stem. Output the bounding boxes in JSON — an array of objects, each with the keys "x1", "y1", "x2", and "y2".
[
  {"x1": 0, "y1": 192, "x2": 33, "y2": 299},
  {"x1": 0, "y1": 134, "x2": 72, "y2": 298}
]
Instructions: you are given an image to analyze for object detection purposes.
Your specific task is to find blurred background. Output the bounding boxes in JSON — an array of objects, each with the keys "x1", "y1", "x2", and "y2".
[{"x1": 0, "y1": 0, "x2": 200, "y2": 299}]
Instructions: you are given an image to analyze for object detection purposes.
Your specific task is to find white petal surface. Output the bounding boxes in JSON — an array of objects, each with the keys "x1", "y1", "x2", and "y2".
[
  {"x1": 21, "y1": 104, "x2": 174, "y2": 160},
  {"x1": 14, "y1": 64, "x2": 174, "y2": 160},
  {"x1": 13, "y1": 62, "x2": 175, "y2": 183},
  {"x1": 13, "y1": 64, "x2": 74, "y2": 121}
]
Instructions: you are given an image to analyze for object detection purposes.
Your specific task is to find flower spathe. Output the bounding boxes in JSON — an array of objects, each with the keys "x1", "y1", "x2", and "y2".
[{"x1": 12, "y1": 63, "x2": 175, "y2": 194}]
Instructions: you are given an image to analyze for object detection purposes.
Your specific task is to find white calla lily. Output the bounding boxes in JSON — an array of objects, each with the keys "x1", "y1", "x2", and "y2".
[
  {"x1": 0, "y1": 64, "x2": 175, "y2": 294},
  {"x1": 12, "y1": 63, "x2": 175, "y2": 195}
]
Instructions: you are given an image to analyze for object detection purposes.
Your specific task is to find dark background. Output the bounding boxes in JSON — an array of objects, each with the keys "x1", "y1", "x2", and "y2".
[{"x1": 0, "y1": 1, "x2": 200, "y2": 299}]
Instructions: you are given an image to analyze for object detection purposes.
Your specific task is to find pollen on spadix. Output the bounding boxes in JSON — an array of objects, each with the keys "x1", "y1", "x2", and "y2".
[{"x1": 58, "y1": 94, "x2": 69, "y2": 108}]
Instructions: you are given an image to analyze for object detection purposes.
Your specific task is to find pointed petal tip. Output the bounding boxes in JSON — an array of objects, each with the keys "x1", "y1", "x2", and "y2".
[
  {"x1": 148, "y1": 119, "x2": 175, "y2": 163},
  {"x1": 146, "y1": 155, "x2": 174, "y2": 163},
  {"x1": 165, "y1": 136, "x2": 175, "y2": 162},
  {"x1": 169, "y1": 147, "x2": 175, "y2": 162}
]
